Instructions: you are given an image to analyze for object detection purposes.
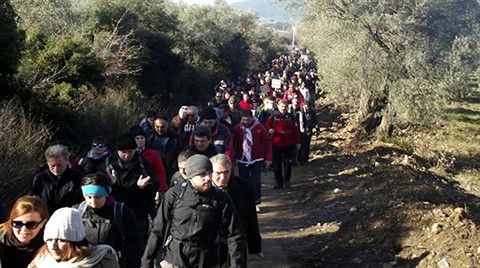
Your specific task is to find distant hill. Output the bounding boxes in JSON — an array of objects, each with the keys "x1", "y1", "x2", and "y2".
[{"x1": 230, "y1": 0, "x2": 301, "y2": 22}]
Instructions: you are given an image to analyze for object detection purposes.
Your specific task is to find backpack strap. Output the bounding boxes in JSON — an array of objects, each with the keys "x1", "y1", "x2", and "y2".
[
  {"x1": 113, "y1": 202, "x2": 124, "y2": 234},
  {"x1": 162, "y1": 182, "x2": 188, "y2": 248},
  {"x1": 78, "y1": 201, "x2": 88, "y2": 216}
]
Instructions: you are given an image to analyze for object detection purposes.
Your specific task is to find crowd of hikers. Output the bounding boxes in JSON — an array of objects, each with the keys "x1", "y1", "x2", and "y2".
[{"x1": 0, "y1": 48, "x2": 321, "y2": 268}]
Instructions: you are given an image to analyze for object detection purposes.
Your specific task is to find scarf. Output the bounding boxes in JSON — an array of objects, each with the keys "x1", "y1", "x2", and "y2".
[
  {"x1": 87, "y1": 151, "x2": 109, "y2": 160},
  {"x1": 29, "y1": 244, "x2": 116, "y2": 268},
  {"x1": 240, "y1": 119, "x2": 259, "y2": 164}
]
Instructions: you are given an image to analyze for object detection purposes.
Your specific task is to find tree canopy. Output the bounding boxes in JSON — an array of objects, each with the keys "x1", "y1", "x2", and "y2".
[{"x1": 281, "y1": 0, "x2": 480, "y2": 135}]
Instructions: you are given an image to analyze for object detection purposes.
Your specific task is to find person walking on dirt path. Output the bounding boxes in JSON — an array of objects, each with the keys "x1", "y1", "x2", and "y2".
[
  {"x1": 31, "y1": 144, "x2": 83, "y2": 214},
  {"x1": 201, "y1": 107, "x2": 235, "y2": 162},
  {"x1": 141, "y1": 154, "x2": 246, "y2": 268},
  {"x1": 139, "y1": 110, "x2": 157, "y2": 133},
  {"x1": 74, "y1": 173, "x2": 140, "y2": 268},
  {"x1": 265, "y1": 100, "x2": 301, "y2": 189},
  {"x1": 302, "y1": 101, "x2": 320, "y2": 163},
  {"x1": 169, "y1": 150, "x2": 193, "y2": 188},
  {"x1": 181, "y1": 106, "x2": 201, "y2": 148},
  {"x1": 233, "y1": 109, "x2": 272, "y2": 211},
  {"x1": 77, "y1": 136, "x2": 111, "y2": 176},
  {"x1": 185, "y1": 125, "x2": 219, "y2": 158},
  {"x1": 147, "y1": 117, "x2": 182, "y2": 184},
  {"x1": 104, "y1": 133, "x2": 158, "y2": 249},
  {"x1": 210, "y1": 154, "x2": 262, "y2": 266}
]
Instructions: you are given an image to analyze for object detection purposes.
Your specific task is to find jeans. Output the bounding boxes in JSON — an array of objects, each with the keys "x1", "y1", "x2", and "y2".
[{"x1": 238, "y1": 161, "x2": 264, "y2": 204}]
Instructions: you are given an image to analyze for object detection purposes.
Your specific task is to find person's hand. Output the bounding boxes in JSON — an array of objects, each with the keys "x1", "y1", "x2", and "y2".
[
  {"x1": 107, "y1": 168, "x2": 117, "y2": 184},
  {"x1": 256, "y1": 252, "x2": 264, "y2": 258},
  {"x1": 268, "y1": 128, "x2": 275, "y2": 135},
  {"x1": 137, "y1": 175, "x2": 151, "y2": 190},
  {"x1": 296, "y1": 143, "x2": 301, "y2": 151},
  {"x1": 265, "y1": 161, "x2": 272, "y2": 168}
]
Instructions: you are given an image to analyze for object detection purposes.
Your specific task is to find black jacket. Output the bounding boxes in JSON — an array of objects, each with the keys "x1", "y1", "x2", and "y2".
[
  {"x1": 78, "y1": 152, "x2": 111, "y2": 176},
  {"x1": 73, "y1": 202, "x2": 139, "y2": 268},
  {"x1": 104, "y1": 153, "x2": 158, "y2": 220},
  {"x1": 142, "y1": 182, "x2": 246, "y2": 268},
  {"x1": 30, "y1": 168, "x2": 83, "y2": 214},
  {"x1": 0, "y1": 228, "x2": 44, "y2": 268},
  {"x1": 223, "y1": 176, "x2": 262, "y2": 254},
  {"x1": 185, "y1": 143, "x2": 218, "y2": 159},
  {"x1": 147, "y1": 130, "x2": 181, "y2": 181}
]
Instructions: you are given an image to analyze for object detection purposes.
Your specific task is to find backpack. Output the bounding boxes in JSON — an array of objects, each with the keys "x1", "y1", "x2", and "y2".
[
  {"x1": 161, "y1": 182, "x2": 222, "y2": 267},
  {"x1": 78, "y1": 201, "x2": 125, "y2": 238}
]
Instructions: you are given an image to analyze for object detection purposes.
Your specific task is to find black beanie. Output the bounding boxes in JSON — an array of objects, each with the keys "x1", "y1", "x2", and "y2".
[
  {"x1": 116, "y1": 133, "x2": 137, "y2": 150},
  {"x1": 130, "y1": 125, "x2": 146, "y2": 138},
  {"x1": 185, "y1": 154, "x2": 213, "y2": 179},
  {"x1": 202, "y1": 107, "x2": 218, "y2": 120}
]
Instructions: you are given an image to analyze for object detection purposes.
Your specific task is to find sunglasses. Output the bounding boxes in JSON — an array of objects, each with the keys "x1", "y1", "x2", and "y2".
[
  {"x1": 11, "y1": 220, "x2": 42, "y2": 230},
  {"x1": 92, "y1": 143, "x2": 105, "y2": 148}
]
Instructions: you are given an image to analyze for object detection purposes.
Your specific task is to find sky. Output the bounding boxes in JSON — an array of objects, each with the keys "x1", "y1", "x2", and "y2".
[{"x1": 171, "y1": 0, "x2": 237, "y2": 4}]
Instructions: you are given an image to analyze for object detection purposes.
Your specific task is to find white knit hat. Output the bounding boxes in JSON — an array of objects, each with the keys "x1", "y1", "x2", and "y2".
[{"x1": 43, "y1": 207, "x2": 86, "y2": 242}]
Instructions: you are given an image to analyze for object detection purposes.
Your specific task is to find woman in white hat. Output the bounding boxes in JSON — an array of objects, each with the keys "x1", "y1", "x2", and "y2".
[{"x1": 28, "y1": 207, "x2": 119, "y2": 268}]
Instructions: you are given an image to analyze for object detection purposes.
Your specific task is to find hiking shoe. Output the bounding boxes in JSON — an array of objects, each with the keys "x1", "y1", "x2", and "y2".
[
  {"x1": 256, "y1": 205, "x2": 261, "y2": 213},
  {"x1": 273, "y1": 184, "x2": 283, "y2": 189},
  {"x1": 284, "y1": 181, "x2": 291, "y2": 188}
]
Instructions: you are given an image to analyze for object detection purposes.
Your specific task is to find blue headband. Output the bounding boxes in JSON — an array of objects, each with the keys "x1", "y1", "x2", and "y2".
[{"x1": 81, "y1": 185, "x2": 110, "y2": 198}]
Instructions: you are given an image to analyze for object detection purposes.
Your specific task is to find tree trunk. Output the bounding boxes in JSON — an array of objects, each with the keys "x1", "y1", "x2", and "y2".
[{"x1": 375, "y1": 103, "x2": 393, "y2": 137}]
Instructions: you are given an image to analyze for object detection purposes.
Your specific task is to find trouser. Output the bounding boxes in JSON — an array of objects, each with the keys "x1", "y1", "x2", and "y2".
[
  {"x1": 238, "y1": 161, "x2": 264, "y2": 204},
  {"x1": 272, "y1": 145, "x2": 295, "y2": 186},
  {"x1": 298, "y1": 132, "x2": 307, "y2": 163},
  {"x1": 304, "y1": 133, "x2": 313, "y2": 161}
]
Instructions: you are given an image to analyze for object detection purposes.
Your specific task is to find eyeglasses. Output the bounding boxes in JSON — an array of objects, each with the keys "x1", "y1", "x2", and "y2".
[
  {"x1": 187, "y1": 114, "x2": 195, "y2": 118},
  {"x1": 11, "y1": 220, "x2": 42, "y2": 229},
  {"x1": 92, "y1": 143, "x2": 105, "y2": 148}
]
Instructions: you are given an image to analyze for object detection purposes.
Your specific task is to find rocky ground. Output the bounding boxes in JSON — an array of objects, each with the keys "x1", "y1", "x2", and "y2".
[{"x1": 249, "y1": 103, "x2": 480, "y2": 268}]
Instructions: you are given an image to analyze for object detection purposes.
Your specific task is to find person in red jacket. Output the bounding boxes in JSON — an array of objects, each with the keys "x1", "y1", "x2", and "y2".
[
  {"x1": 233, "y1": 109, "x2": 272, "y2": 211},
  {"x1": 265, "y1": 99, "x2": 301, "y2": 188},
  {"x1": 239, "y1": 93, "x2": 254, "y2": 110},
  {"x1": 130, "y1": 126, "x2": 168, "y2": 194}
]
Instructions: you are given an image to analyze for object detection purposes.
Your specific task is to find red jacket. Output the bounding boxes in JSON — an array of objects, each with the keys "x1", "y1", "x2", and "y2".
[
  {"x1": 233, "y1": 120, "x2": 272, "y2": 164},
  {"x1": 239, "y1": 99, "x2": 254, "y2": 110},
  {"x1": 265, "y1": 111, "x2": 301, "y2": 147},
  {"x1": 140, "y1": 148, "x2": 168, "y2": 192}
]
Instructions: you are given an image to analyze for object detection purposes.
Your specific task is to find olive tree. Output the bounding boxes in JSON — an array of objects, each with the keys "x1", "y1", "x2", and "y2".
[{"x1": 281, "y1": 0, "x2": 480, "y2": 136}]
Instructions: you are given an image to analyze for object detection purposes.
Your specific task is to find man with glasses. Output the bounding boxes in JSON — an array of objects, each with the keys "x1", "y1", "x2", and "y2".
[
  {"x1": 181, "y1": 105, "x2": 201, "y2": 148},
  {"x1": 77, "y1": 136, "x2": 111, "y2": 175}
]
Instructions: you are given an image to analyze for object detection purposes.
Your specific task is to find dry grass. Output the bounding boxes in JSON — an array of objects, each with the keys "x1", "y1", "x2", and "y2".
[
  {"x1": 0, "y1": 100, "x2": 53, "y2": 204},
  {"x1": 388, "y1": 89, "x2": 480, "y2": 196},
  {"x1": 71, "y1": 88, "x2": 167, "y2": 155}
]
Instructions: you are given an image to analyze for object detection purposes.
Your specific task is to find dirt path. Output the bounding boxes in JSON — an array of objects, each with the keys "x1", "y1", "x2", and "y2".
[{"x1": 247, "y1": 103, "x2": 480, "y2": 267}]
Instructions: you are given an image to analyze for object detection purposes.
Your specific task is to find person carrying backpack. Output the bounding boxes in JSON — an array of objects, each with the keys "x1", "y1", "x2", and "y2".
[
  {"x1": 141, "y1": 154, "x2": 246, "y2": 268},
  {"x1": 74, "y1": 173, "x2": 140, "y2": 268}
]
